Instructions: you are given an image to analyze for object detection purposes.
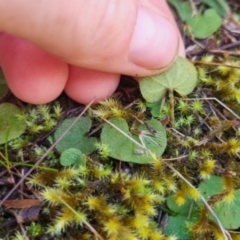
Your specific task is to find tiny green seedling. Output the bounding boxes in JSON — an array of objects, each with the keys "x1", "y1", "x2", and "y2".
[{"x1": 60, "y1": 148, "x2": 86, "y2": 167}]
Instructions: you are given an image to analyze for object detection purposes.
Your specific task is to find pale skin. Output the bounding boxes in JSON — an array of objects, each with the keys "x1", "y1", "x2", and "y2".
[{"x1": 0, "y1": 0, "x2": 184, "y2": 104}]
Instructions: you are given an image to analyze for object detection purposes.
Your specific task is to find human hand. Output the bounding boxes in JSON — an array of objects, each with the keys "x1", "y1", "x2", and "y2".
[{"x1": 0, "y1": 0, "x2": 184, "y2": 104}]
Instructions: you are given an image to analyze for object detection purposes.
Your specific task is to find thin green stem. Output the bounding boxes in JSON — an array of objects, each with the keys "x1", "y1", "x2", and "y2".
[{"x1": 169, "y1": 90, "x2": 175, "y2": 125}]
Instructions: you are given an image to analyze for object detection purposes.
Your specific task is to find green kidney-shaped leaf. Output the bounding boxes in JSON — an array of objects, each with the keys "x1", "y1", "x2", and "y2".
[
  {"x1": 201, "y1": 0, "x2": 229, "y2": 18},
  {"x1": 60, "y1": 148, "x2": 86, "y2": 167},
  {"x1": 198, "y1": 176, "x2": 240, "y2": 229},
  {"x1": 168, "y1": 0, "x2": 192, "y2": 21},
  {"x1": 212, "y1": 189, "x2": 240, "y2": 229},
  {"x1": 188, "y1": 9, "x2": 222, "y2": 39},
  {"x1": 198, "y1": 175, "x2": 224, "y2": 200},
  {"x1": 146, "y1": 101, "x2": 162, "y2": 118},
  {"x1": 54, "y1": 116, "x2": 97, "y2": 154},
  {"x1": 140, "y1": 57, "x2": 198, "y2": 103},
  {"x1": 0, "y1": 103, "x2": 26, "y2": 144},
  {"x1": 101, "y1": 117, "x2": 167, "y2": 164},
  {"x1": 165, "y1": 196, "x2": 199, "y2": 239}
]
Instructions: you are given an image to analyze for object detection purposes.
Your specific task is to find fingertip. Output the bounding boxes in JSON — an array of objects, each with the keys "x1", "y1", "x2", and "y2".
[
  {"x1": 64, "y1": 66, "x2": 120, "y2": 104},
  {"x1": 129, "y1": 7, "x2": 179, "y2": 70},
  {"x1": 0, "y1": 34, "x2": 68, "y2": 104}
]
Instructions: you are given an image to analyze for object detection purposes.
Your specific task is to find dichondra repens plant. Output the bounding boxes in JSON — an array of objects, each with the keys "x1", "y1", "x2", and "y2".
[{"x1": 2, "y1": 56, "x2": 240, "y2": 239}]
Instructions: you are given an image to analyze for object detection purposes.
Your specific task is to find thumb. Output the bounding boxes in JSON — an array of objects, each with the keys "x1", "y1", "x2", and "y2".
[{"x1": 0, "y1": 0, "x2": 179, "y2": 77}]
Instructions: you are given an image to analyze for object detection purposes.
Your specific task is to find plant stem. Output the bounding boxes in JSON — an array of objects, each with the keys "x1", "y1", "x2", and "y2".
[{"x1": 169, "y1": 90, "x2": 175, "y2": 125}]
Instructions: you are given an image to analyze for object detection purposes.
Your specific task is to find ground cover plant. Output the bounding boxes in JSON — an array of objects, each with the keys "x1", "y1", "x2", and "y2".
[{"x1": 1, "y1": 0, "x2": 240, "y2": 239}]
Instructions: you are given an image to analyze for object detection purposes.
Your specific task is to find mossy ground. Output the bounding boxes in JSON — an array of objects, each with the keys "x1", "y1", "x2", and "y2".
[{"x1": 1, "y1": 1, "x2": 240, "y2": 240}]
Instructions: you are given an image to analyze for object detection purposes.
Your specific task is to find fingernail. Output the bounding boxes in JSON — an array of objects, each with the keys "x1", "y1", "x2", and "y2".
[{"x1": 129, "y1": 7, "x2": 178, "y2": 69}]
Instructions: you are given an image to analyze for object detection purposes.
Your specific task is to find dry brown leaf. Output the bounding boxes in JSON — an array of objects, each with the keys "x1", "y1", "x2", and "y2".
[{"x1": 3, "y1": 199, "x2": 42, "y2": 209}]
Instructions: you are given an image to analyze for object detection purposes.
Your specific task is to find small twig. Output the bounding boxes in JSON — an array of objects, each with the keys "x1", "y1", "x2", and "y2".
[
  {"x1": 162, "y1": 155, "x2": 188, "y2": 161},
  {"x1": 124, "y1": 98, "x2": 140, "y2": 110},
  {"x1": 220, "y1": 40, "x2": 240, "y2": 50},
  {"x1": 192, "y1": 60, "x2": 240, "y2": 70},
  {"x1": 187, "y1": 36, "x2": 240, "y2": 57},
  {"x1": 209, "y1": 50, "x2": 240, "y2": 57},
  {"x1": 87, "y1": 122, "x2": 104, "y2": 137},
  {"x1": 102, "y1": 118, "x2": 146, "y2": 150},
  {"x1": 187, "y1": 48, "x2": 240, "y2": 58},
  {"x1": 167, "y1": 128, "x2": 186, "y2": 138},
  {"x1": 205, "y1": 98, "x2": 227, "y2": 120},
  {"x1": 193, "y1": 112, "x2": 211, "y2": 134}
]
